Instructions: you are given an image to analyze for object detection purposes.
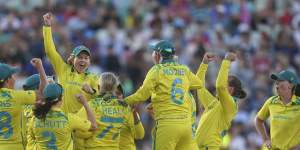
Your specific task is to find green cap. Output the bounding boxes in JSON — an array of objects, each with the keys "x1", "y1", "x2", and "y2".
[
  {"x1": 72, "y1": 45, "x2": 91, "y2": 57},
  {"x1": 271, "y1": 70, "x2": 299, "y2": 84},
  {"x1": 23, "y1": 74, "x2": 40, "y2": 90},
  {"x1": 151, "y1": 40, "x2": 175, "y2": 57},
  {"x1": 0, "y1": 63, "x2": 19, "y2": 82},
  {"x1": 43, "y1": 83, "x2": 63, "y2": 102}
]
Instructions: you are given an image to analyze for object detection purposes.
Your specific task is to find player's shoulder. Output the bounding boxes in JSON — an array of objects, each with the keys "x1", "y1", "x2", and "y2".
[{"x1": 265, "y1": 95, "x2": 280, "y2": 104}]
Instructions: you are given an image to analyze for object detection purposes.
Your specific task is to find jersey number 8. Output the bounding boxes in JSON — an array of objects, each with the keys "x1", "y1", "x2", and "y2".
[{"x1": 0, "y1": 111, "x2": 13, "y2": 139}]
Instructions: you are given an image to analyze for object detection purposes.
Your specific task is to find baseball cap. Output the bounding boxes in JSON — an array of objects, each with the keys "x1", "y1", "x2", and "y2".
[
  {"x1": 23, "y1": 74, "x2": 40, "y2": 90},
  {"x1": 0, "y1": 63, "x2": 20, "y2": 82},
  {"x1": 72, "y1": 45, "x2": 91, "y2": 57},
  {"x1": 270, "y1": 70, "x2": 299, "y2": 84},
  {"x1": 43, "y1": 83, "x2": 63, "y2": 102},
  {"x1": 151, "y1": 40, "x2": 175, "y2": 57}
]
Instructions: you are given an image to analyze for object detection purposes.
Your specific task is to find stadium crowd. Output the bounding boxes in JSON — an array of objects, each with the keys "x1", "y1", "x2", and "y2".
[{"x1": 0, "y1": 0, "x2": 300, "y2": 149}]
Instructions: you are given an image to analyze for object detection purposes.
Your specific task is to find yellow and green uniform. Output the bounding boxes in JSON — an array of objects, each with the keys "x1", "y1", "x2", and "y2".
[
  {"x1": 257, "y1": 95, "x2": 300, "y2": 149},
  {"x1": 27, "y1": 107, "x2": 91, "y2": 150},
  {"x1": 0, "y1": 88, "x2": 36, "y2": 149},
  {"x1": 77, "y1": 95, "x2": 132, "y2": 150},
  {"x1": 125, "y1": 59, "x2": 203, "y2": 150},
  {"x1": 195, "y1": 60, "x2": 238, "y2": 150},
  {"x1": 43, "y1": 26, "x2": 99, "y2": 114},
  {"x1": 119, "y1": 112, "x2": 145, "y2": 150},
  {"x1": 21, "y1": 104, "x2": 34, "y2": 148}
]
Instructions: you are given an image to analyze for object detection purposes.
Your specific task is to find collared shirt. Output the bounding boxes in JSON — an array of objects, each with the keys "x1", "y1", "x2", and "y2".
[
  {"x1": 257, "y1": 95, "x2": 300, "y2": 149},
  {"x1": 125, "y1": 59, "x2": 203, "y2": 120},
  {"x1": 0, "y1": 88, "x2": 35, "y2": 147},
  {"x1": 43, "y1": 26, "x2": 99, "y2": 114},
  {"x1": 28, "y1": 107, "x2": 91, "y2": 150},
  {"x1": 195, "y1": 60, "x2": 238, "y2": 147}
]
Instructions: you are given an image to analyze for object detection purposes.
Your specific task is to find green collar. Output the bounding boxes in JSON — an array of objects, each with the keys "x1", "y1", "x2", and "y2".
[{"x1": 161, "y1": 58, "x2": 176, "y2": 64}]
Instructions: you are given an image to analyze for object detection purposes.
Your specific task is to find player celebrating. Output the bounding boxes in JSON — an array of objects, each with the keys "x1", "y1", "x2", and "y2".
[
  {"x1": 42, "y1": 12, "x2": 99, "y2": 114},
  {"x1": 255, "y1": 70, "x2": 300, "y2": 149},
  {"x1": 77, "y1": 72, "x2": 132, "y2": 150},
  {"x1": 0, "y1": 61, "x2": 45, "y2": 149},
  {"x1": 195, "y1": 52, "x2": 247, "y2": 150},
  {"x1": 124, "y1": 40, "x2": 203, "y2": 150},
  {"x1": 116, "y1": 84, "x2": 145, "y2": 150},
  {"x1": 21, "y1": 58, "x2": 49, "y2": 149},
  {"x1": 28, "y1": 83, "x2": 97, "y2": 150}
]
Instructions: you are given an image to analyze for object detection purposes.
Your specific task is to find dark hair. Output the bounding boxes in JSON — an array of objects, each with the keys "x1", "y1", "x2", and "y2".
[
  {"x1": 0, "y1": 75, "x2": 11, "y2": 88},
  {"x1": 33, "y1": 96, "x2": 62, "y2": 121},
  {"x1": 293, "y1": 84, "x2": 300, "y2": 96},
  {"x1": 228, "y1": 75, "x2": 247, "y2": 99}
]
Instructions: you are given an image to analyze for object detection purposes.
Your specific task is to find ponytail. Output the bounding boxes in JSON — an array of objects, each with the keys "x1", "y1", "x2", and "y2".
[{"x1": 33, "y1": 97, "x2": 61, "y2": 121}]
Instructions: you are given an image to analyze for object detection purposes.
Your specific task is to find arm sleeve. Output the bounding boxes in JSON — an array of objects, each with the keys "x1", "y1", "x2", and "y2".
[
  {"x1": 124, "y1": 67, "x2": 158, "y2": 105},
  {"x1": 187, "y1": 68, "x2": 203, "y2": 90},
  {"x1": 43, "y1": 26, "x2": 67, "y2": 77},
  {"x1": 256, "y1": 98, "x2": 271, "y2": 120},
  {"x1": 216, "y1": 60, "x2": 237, "y2": 119},
  {"x1": 14, "y1": 90, "x2": 36, "y2": 105},
  {"x1": 133, "y1": 113, "x2": 145, "y2": 139},
  {"x1": 69, "y1": 113, "x2": 91, "y2": 132},
  {"x1": 26, "y1": 117, "x2": 35, "y2": 149},
  {"x1": 196, "y1": 63, "x2": 216, "y2": 109}
]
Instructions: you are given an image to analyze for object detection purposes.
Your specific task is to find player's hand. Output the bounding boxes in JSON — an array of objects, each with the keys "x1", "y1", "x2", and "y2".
[
  {"x1": 264, "y1": 139, "x2": 272, "y2": 150},
  {"x1": 224, "y1": 52, "x2": 236, "y2": 62},
  {"x1": 202, "y1": 52, "x2": 216, "y2": 64},
  {"x1": 82, "y1": 83, "x2": 95, "y2": 94},
  {"x1": 30, "y1": 58, "x2": 43, "y2": 69},
  {"x1": 67, "y1": 55, "x2": 74, "y2": 65},
  {"x1": 43, "y1": 12, "x2": 52, "y2": 26},
  {"x1": 75, "y1": 94, "x2": 87, "y2": 105},
  {"x1": 146, "y1": 103, "x2": 154, "y2": 119}
]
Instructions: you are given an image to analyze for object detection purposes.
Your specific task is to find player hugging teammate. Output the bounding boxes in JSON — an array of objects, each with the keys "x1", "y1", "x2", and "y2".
[{"x1": 1, "y1": 11, "x2": 300, "y2": 150}]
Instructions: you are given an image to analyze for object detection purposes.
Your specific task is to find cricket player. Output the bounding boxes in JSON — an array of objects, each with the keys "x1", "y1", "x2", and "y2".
[
  {"x1": 255, "y1": 70, "x2": 300, "y2": 149},
  {"x1": 27, "y1": 83, "x2": 97, "y2": 150},
  {"x1": 42, "y1": 12, "x2": 99, "y2": 114},
  {"x1": 124, "y1": 40, "x2": 203, "y2": 150},
  {"x1": 116, "y1": 84, "x2": 145, "y2": 150},
  {"x1": 0, "y1": 61, "x2": 45, "y2": 149},
  {"x1": 195, "y1": 52, "x2": 247, "y2": 150},
  {"x1": 21, "y1": 58, "x2": 49, "y2": 149},
  {"x1": 76, "y1": 72, "x2": 132, "y2": 150}
]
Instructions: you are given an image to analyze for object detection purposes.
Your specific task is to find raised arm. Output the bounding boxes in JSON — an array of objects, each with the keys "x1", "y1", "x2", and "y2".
[
  {"x1": 196, "y1": 53, "x2": 217, "y2": 109},
  {"x1": 125, "y1": 66, "x2": 158, "y2": 105},
  {"x1": 42, "y1": 13, "x2": 66, "y2": 76},
  {"x1": 216, "y1": 53, "x2": 237, "y2": 119},
  {"x1": 30, "y1": 58, "x2": 47, "y2": 95},
  {"x1": 75, "y1": 94, "x2": 97, "y2": 131}
]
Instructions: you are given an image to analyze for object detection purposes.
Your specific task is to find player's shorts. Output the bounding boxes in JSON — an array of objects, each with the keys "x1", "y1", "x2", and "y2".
[
  {"x1": 198, "y1": 146, "x2": 219, "y2": 150},
  {"x1": 152, "y1": 118, "x2": 199, "y2": 150}
]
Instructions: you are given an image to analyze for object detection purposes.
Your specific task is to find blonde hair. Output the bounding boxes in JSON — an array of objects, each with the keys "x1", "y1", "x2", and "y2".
[{"x1": 99, "y1": 72, "x2": 119, "y2": 95}]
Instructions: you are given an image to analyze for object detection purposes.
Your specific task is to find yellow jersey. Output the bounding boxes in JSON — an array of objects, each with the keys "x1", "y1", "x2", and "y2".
[
  {"x1": 0, "y1": 88, "x2": 36, "y2": 148},
  {"x1": 21, "y1": 104, "x2": 34, "y2": 148},
  {"x1": 125, "y1": 59, "x2": 203, "y2": 120},
  {"x1": 195, "y1": 60, "x2": 238, "y2": 148},
  {"x1": 77, "y1": 95, "x2": 132, "y2": 150},
  {"x1": 257, "y1": 95, "x2": 300, "y2": 149},
  {"x1": 119, "y1": 112, "x2": 145, "y2": 150},
  {"x1": 43, "y1": 26, "x2": 99, "y2": 113},
  {"x1": 28, "y1": 107, "x2": 91, "y2": 150}
]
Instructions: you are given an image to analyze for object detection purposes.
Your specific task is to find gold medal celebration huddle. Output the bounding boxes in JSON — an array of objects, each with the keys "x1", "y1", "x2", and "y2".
[{"x1": 0, "y1": 12, "x2": 300, "y2": 150}]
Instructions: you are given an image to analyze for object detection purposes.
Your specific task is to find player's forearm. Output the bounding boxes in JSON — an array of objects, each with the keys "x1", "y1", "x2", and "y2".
[
  {"x1": 255, "y1": 117, "x2": 270, "y2": 141},
  {"x1": 196, "y1": 63, "x2": 208, "y2": 87},
  {"x1": 216, "y1": 60, "x2": 230, "y2": 89},
  {"x1": 37, "y1": 64, "x2": 47, "y2": 94},
  {"x1": 82, "y1": 102, "x2": 97, "y2": 131},
  {"x1": 133, "y1": 116, "x2": 145, "y2": 139}
]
